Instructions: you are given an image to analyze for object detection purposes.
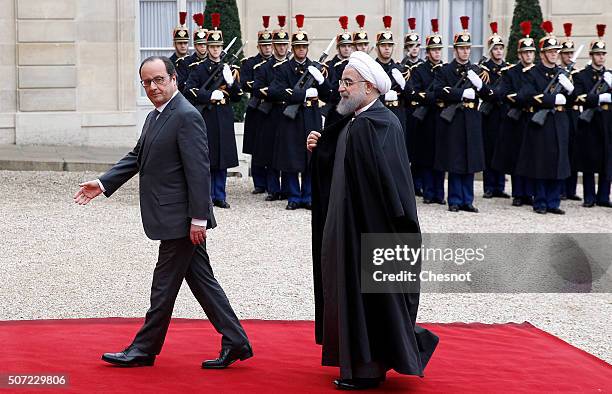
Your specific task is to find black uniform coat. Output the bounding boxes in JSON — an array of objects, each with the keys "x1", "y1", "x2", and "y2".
[
  {"x1": 515, "y1": 63, "x2": 571, "y2": 180},
  {"x1": 491, "y1": 63, "x2": 532, "y2": 175},
  {"x1": 481, "y1": 58, "x2": 508, "y2": 168},
  {"x1": 184, "y1": 58, "x2": 242, "y2": 170},
  {"x1": 311, "y1": 99, "x2": 438, "y2": 379},
  {"x1": 376, "y1": 58, "x2": 408, "y2": 134},
  {"x1": 100, "y1": 93, "x2": 216, "y2": 240},
  {"x1": 403, "y1": 58, "x2": 425, "y2": 161},
  {"x1": 573, "y1": 65, "x2": 612, "y2": 175},
  {"x1": 268, "y1": 57, "x2": 332, "y2": 173},
  {"x1": 408, "y1": 60, "x2": 443, "y2": 167},
  {"x1": 169, "y1": 52, "x2": 190, "y2": 93},
  {"x1": 251, "y1": 56, "x2": 287, "y2": 168},
  {"x1": 240, "y1": 53, "x2": 268, "y2": 154},
  {"x1": 324, "y1": 54, "x2": 350, "y2": 127},
  {"x1": 433, "y1": 59, "x2": 492, "y2": 174}
]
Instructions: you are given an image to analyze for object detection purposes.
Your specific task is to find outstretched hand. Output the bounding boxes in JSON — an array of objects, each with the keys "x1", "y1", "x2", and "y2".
[{"x1": 74, "y1": 180, "x2": 103, "y2": 205}]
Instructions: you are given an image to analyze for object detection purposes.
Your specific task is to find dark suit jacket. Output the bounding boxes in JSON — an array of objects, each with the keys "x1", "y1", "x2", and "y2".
[{"x1": 100, "y1": 92, "x2": 216, "y2": 240}]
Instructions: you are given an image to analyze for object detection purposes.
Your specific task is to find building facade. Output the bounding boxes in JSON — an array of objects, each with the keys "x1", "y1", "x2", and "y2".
[{"x1": 1, "y1": 0, "x2": 610, "y2": 148}]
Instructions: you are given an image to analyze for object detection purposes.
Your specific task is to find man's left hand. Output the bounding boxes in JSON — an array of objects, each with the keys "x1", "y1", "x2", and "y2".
[{"x1": 190, "y1": 224, "x2": 206, "y2": 245}]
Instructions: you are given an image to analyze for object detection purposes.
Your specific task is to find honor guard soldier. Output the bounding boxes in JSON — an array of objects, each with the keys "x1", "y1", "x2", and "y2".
[
  {"x1": 170, "y1": 11, "x2": 190, "y2": 92},
  {"x1": 574, "y1": 24, "x2": 612, "y2": 208},
  {"x1": 515, "y1": 21, "x2": 572, "y2": 214},
  {"x1": 184, "y1": 13, "x2": 242, "y2": 209},
  {"x1": 404, "y1": 17, "x2": 425, "y2": 196},
  {"x1": 491, "y1": 21, "x2": 536, "y2": 207},
  {"x1": 434, "y1": 16, "x2": 492, "y2": 213},
  {"x1": 352, "y1": 15, "x2": 370, "y2": 53},
  {"x1": 559, "y1": 22, "x2": 582, "y2": 201},
  {"x1": 268, "y1": 14, "x2": 332, "y2": 210},
  {"x1": 376, "y1": 16, "x2": 409, "y2": 134},
  {"x1": 241, "y1": 16, "x2": 273, "y2": 195},
  {"x1": 323, "y1": 16, "x2": 354, "y2": 127},
  {"x1": 251, "y1": 16, "x2": 291, "y2": 202},
  {"x1": 409, "y1": 19, "x2": 445, "y2": 205},
  {"x1": 185, "y1": 13, "x2": 208, "y2": 75},
  {"x1": 481, "y1": 22, "x2": 510, "y2": 199}
]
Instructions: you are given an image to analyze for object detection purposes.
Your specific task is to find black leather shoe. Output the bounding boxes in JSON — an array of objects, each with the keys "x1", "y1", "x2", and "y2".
[
  {"x1": 596, "y1": 201, "x2": 612, "y2": 208},
  {"x1": 434, "y1": 198, "x2": 447, "y2": 205},
  {"x1": 460, "y1": 204, "x2": 479, "y2": 213},
  {"x1": 415, "y1": 189, "x2": 423, "y2": 197},
  {"x1": 301, "y1": 202, "x2": 312, "y2": 210},
  {"x1": 522, "y1": 196, "x2": 534, "y2": 205},
  {"x1": 213, "y1": 200, "x2": 230, "y2": 209},
  {"x1": 265, "y1": 193, "x2": 281, "y2": 201},
  {"x1": 534, "y1": 207, "x2": 547, "y2": 214},
  {"x1": 286, "y1": 202, "x2": 300, "y2": 210},
  {"x1": 202, "y1": 344, "x2": 253, "y2": 369},
  {"x1": 547, "y1": 208, "x2": 565, "y2": 215},
  {"x1": 333, "y1": 378, "x2": 382, "y2": 390},
  {"x1": 567, "y1": 195, "x2": 582, "y2": 201},
  {"x1": 493, "y1": 191, "x2": 511, "y2": 199},
  {"x1": 102, "y1": 345, "x2": 155, "y2": 367},
  {"x1": 512, "y1": 198, "x2": 523, "y2": 207},
  {"x1": 252, "y1": 187, "x2": 266, "y2": 195},
  {"x1": 483, "y1": 191, "x2": 494, "y2": 199},
  {"x1": 448, "y1": 205, "x2": 460, "y2": 212},
  {"x1": 582, "y1": 201, "x2": 595, "y2": 208},
  {"x1": 422, "y1": 198, "x2": 434, "y2": 204}
]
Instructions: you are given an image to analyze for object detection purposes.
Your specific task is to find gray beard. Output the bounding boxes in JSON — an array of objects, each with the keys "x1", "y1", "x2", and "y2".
[{"x1": 337, "y1": 90, "x2": 366, "y2": 115}]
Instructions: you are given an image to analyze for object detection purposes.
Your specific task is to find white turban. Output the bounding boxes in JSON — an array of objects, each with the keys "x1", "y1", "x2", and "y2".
[{"x1": 346, "y1": 51, "x2": 391, "y2": 94}]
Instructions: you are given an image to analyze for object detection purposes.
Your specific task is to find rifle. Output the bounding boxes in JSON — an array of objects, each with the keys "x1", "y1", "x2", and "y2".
[
  {"x1": 282, "y1": 37, "x2": 336, "y2": 120},
  {"x1": 578, "y1": 73, "x2": 609, "y2": 123},
  {"x1": 440, "y1": 56, "x2": 487, "y2": 123},
  {"x1": 479, "y1": 62, "x2": 505, "y2": 115},
  {"x1": 203, "y1": 39, "x2": 248, "y2": 110},
  {"x1": 531, "y1": 45, "x2": 583, "y2": 126}
]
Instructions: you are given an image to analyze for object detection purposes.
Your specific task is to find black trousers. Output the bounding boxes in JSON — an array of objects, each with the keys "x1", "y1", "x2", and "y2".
[{"x1": 131, "y1": 237, "x2": 248, "y2": 355}]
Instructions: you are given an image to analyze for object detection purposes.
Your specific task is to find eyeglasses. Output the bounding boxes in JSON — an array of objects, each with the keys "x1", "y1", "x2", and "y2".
[
  {"x1": 140, "y1": 74, "x2": 171, "y2": 88},
  {"x1": 339, "y1": 79, "x2": 368, "y2": 88}
]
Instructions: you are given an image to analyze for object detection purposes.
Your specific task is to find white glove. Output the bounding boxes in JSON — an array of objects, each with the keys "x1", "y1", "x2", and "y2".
[
  {"x1": 557, "y1": 74, "x2": 574, "y2": 94},
  {"x1": 391, "y1": 68, "x2": 406, "y2": 89},
  {"x1": 467, "y1": 69, "x2": 483, "y2": 91},
  {"x1": 222, "y1": 64, "x2": 234, "y2": 86},
  {"x1": 462, "y1": 88, "x2": 476, "y2": 100},
  {"x1": 307, "y1": 66, "x2": 325, "y2": 85},
  {"x1": 554, "y1": 93, "x2": 566, "y2": 105},
  {"x1": 604, "y1": 71, "x2": 612, "y2": 88},
  {"x1": 210, "y1": 90, "x2": 224, "y2": 101},
  {"x1": 384, "y1": 90, "x2": 398, "y2": 101},
  {"x1": 599, "y1": 93, "x2": 612, "y2": 104},
  {"x1": 305, "y1": 87, "x2": 318, "y2": 99}
]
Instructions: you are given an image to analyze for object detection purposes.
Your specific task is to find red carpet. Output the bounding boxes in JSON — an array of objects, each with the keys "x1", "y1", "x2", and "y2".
[{"x1": 1, "y1": 319, "x2": 610, "y2": 393}]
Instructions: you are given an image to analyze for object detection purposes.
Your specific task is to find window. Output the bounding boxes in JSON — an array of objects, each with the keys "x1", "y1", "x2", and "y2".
[
  {"x1": 404, "y1": 0, "x2": 486, "y2": 63},
  {"x1": 138, "y1": 0, "x2": 205, "y2": 98}
]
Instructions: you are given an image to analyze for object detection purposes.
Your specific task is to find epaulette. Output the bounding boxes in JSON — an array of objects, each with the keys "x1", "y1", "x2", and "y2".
[
  {"x1": 253, "y1": 60, "x2": 267, "y2": 70},
  {"x1": 522, "y1": 64, "x2": 535, "y2": 72},
  {"x1": 479, "y1": 64, "x2": 491, "y2": 72},
  {"x1": 501, "y1": 64, "x2": 515, "y2": 72},
  {"x1": 273, "y1": 59, "x2": 288, "y2": 68},
  {"x1": 334, "y1": 59, "x2": 349, "y2": 68}
]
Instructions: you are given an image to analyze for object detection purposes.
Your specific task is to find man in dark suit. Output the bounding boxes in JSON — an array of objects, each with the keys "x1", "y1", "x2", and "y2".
[{"x1": 73, "y1": 56, "x2": 252, "y2": 369}]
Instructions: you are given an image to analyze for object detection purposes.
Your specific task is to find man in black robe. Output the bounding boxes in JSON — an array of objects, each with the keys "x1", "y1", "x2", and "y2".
[{"x1": 309, "y1": 51, "x2": 438, "y2": 391}]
